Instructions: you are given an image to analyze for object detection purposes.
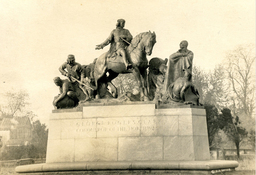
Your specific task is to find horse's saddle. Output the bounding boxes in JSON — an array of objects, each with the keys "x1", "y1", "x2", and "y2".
[
  {"x1": 107, "y1": 52, "x2": 118, "y2": 60},
  {"x1": 106, "y1": 50, "x2": 126, "y2": 63}
]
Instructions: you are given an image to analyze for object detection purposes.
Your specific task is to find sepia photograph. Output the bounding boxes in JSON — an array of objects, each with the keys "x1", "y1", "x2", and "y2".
[{"x1": 0, "y1": 0, "x2": 255, "y2": 174}]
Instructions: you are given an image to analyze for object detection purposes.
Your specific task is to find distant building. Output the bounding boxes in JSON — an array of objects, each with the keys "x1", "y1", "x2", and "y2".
[
  {"x1": 210, "y1": 138, "x2": 254, "y2": 160},
  {"x1": 0, "y1": 116, "x2": 32, "y2": 147}
]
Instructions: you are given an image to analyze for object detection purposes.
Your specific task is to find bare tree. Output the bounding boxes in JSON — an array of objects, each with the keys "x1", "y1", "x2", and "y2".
[
  {"x1": 193, "y1": 66, "x2": 229, "y2": 151},
  {"x1": 206, "y1": 65, "x2": 230, "y2": 108},
  {"x1": 225, "y1": 44, "x2": 255, "y2": 117},
  {"x1": 0, "y1": 90, "x2": 30, "y2": 118},
  {"x1": 192, "y1": 44, "x2": 255, "y2": 156},
  {"x1": 192, "y1": 65, "x2": 228, "y2": 108},
  {"x1": 192, "y1": 66, "x2": 208, "y2": 103}
]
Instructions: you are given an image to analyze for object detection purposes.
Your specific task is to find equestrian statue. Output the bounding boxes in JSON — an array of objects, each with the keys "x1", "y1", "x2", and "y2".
[{"x1": 94, "y1": 19, "x2": 156, "y2": 101}]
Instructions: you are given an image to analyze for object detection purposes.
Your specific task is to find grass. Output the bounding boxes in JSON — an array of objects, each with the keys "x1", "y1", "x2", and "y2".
[{"x1": 236, "y1": 157, "x2": 255, "y2": 171}]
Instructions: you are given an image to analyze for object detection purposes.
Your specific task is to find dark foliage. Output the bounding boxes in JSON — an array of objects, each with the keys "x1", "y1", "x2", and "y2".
[
  {"x1": 0, "y1": 120, "x2": 48, "y2": 160},
  {"x1": 219, "y1": 108, "x2": 248, "y2": 158}
]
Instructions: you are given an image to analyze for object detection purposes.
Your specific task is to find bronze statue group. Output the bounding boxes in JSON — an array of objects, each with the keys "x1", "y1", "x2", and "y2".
[{"x1": 53, "y1": 19, "x2": 200, "y2": 109}]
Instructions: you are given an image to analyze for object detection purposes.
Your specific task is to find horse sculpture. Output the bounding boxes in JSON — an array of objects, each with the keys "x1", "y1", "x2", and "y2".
[{"x1": 94, "y1": 31, "x2": 157, "y2": 101}]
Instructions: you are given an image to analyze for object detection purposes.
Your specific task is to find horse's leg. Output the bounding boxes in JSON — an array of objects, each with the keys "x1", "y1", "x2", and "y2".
[
  {"x1": 94, "y1": 53, "x2": 108, "y2": 99},
  {"x1": 140, "y1": 68, "x2": 149, "y2": 101},
  {"x1": 107, "y1": 82, "x2": 117, "y2": 98},
  {"x1": 95, "y1": 76, "x2": 106, "y2": 99},
  {"x1": 107, "y1": 70, "x2": 119, "y2": 98},
  {"x1": 95, "y1": 79, "x2": 100, "y2": 99},
  {"x1": 132, "y1": 67, "x2": 144, "y2": 101}
]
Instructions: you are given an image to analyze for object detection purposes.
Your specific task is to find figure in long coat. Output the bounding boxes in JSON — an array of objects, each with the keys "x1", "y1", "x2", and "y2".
[{"x1": 164, "y1": 40, "x2": 194, "y2": 92}]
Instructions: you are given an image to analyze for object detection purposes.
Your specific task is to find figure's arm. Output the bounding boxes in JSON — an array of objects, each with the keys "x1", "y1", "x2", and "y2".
[
  {"x1": 169, "y1": 52, "x2": 183, "y2": 61},
  {"x1": 59, "y1": 63, "x2": 69, "y2": 77},
  {"x1": 186, "y1": 51, "x2": 193, "y2": 64},
  {"x1": 125, "y1": 29, "x2": 133, "y2": 42},
  {"x1": 95, "y1": 30, "x2": 114, "y2": 50},
  {"x1": 76, "y1": 63, "x2": 83, "y2": 80},
  {"x1": 53, "y1": 82, "x2": 68, "y2": 105},
  {"x1": 183, "y1": 51, "x2": 194, "y2": 68},
  {"x1": 180, "y1": 85, "x2": 186, "y2": 101}
]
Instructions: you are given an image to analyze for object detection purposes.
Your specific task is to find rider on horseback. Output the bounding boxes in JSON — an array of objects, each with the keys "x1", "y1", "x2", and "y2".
[{"x1": 95, "y1": 19, "x2": 133, "y2": 70}]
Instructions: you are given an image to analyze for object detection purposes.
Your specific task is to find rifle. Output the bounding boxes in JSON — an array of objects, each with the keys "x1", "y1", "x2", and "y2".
[
  {"x1": 69, "y1": 76, "x2": 95, "y2": 90},
  {"x1": 120, "y1": 37, "x2": 131, "y2": 45}
]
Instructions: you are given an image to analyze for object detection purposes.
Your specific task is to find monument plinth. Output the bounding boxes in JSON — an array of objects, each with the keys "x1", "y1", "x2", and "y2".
[{"x1": 16, "y1": 102, "x2": 238, "y2": 174}]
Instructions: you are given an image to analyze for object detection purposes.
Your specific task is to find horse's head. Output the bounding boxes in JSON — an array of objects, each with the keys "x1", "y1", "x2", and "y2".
[{"x1": 144, "y1": 31, "x2": 156, "y2": 56}]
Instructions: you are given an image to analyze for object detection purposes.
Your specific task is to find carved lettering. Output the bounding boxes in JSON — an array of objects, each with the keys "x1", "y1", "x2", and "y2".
[
  {"x1": 75, "y1": 120, "x2": 96, "y2": 133},
  {"x1": 73, "y1": 117, "x2": 158, "y2": 136}
]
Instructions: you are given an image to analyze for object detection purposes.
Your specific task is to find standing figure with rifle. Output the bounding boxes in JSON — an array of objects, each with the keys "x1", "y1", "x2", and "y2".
[
  {"x1": 95, "y1": 19, "x2": 133, "y2": 70},
  {"x1": 59, "y1": 54, "x2": 92, "y2": 101},
  {"x1": 59, "y1": 54, "x2": 83, "y2": 82}
]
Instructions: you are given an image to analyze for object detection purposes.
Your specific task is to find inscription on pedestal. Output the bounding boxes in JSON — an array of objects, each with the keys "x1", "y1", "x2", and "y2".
[
  {"x1": 141, "y1": 117, "x2": 157, "y2": 135},
  {"x1": 97, "y1": 117, "x2": 141, "y2": 137},
  {"x1": 75, "y1": 120, "x2": 97, "y2": 133},
  {"x1": 61, "y1": 115, "x2": 180, "y2": 138},
  {"x1": 61, "y1": 119, "x2": 97, "y2": 139},
  {"x1": 67, "y1": 117, "x2": 162, "y2": 138}
]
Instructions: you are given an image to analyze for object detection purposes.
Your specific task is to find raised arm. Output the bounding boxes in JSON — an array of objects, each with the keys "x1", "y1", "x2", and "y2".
[
  {"x1": 59, "y1": 63, "x2": 69, "y2": 76},
  {"x1": 95, "y1": 30, "x2": 114, "y2": 50}
]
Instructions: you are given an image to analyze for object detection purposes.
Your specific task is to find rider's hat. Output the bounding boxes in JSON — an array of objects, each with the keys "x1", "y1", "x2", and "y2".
[
  {"x1": 116, "y1": 19, "x2": 125, "y2": 27},
  {"x1": 117, "y1": 19, "x2": 125, "y2": 23},
  {"x1": 68, "y1": 54, "x2": 75, "y2": 59}
]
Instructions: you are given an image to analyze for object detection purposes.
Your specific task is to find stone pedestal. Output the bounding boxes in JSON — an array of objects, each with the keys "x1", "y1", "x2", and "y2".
[{"x1": 16, "y1": 102, "x2": 238, "y2": 174}]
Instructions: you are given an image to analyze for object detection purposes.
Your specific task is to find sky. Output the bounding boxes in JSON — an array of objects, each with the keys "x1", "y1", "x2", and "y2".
[{"x1": 0, "y1": 0, "x2": 255, "y2": 125}]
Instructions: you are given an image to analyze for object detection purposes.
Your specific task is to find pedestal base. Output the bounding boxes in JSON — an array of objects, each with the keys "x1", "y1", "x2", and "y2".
[
  {"x1": 15, "y1": 160, "x2": 238, "y2": 174},
  {"x1": 46, "y1": 103, "x2": 211, "y2": 163},
  {"x1": 16, "y1": 103, "x2": 239, "y2": 174}
]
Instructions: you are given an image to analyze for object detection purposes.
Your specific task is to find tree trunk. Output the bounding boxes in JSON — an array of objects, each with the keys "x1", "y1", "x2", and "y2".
[{"x1": 235, "y1": 142, "x2": 240, "y2": 159}]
